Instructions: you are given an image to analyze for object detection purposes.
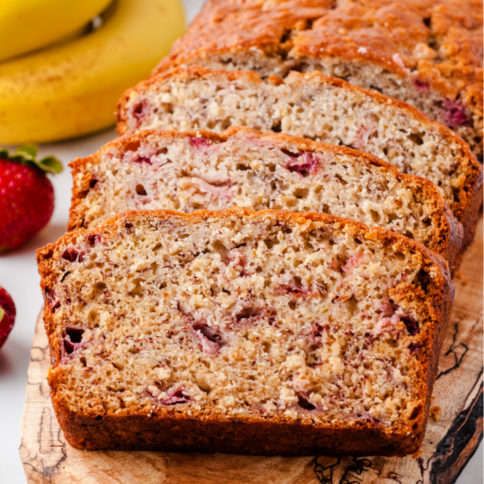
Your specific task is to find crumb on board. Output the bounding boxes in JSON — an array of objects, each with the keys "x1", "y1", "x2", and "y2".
[
  {"x1": 453, "y1": 270, "x2": 469, "y2": 286},
  {"x1": 430, "y1": 406, "x2": 441, "y2": 421}
]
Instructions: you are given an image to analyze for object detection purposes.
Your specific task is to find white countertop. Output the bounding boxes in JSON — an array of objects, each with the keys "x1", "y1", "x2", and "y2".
[{"x1": 0, "y1": 0, "x2": 481, "y2": 481}]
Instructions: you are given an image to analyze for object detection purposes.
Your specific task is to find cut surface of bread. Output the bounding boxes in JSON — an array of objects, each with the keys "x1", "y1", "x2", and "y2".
[
  {"x1": 155, "y1": 0, "x2": 483, "y2": 159},
  {"x1": 37, "y1": 209, "x2": 453, "y2": 455},
  {"x1": 69, "y1": 127, "x2": 462, "y2": 268},
  {"x1": 117, "y1": 67, "x2": 482, "y2": 250}
]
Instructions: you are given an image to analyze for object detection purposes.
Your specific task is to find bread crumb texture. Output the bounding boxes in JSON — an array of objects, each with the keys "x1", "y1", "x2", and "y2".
[
  {"x1": 37, "y1": 210, "x2": 452, "y2": 450},
  {"x1": 118, "y1": 68, "x2": 481, "y2": 233},
  {"x1": 69, "y1": 128, "x2": 459, "y2": 266}
]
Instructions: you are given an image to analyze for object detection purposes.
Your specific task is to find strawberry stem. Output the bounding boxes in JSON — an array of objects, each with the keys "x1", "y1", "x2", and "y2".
[{"x1": 0, "y1": 144, "x2": 62, "y2": 174}]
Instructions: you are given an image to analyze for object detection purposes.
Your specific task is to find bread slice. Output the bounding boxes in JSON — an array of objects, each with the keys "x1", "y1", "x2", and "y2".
[
  {"x1": 37, "y1": 208, "x2": 453, "y2": 455},
  {"x1": 69, "y1": 127, "x2": 462, "y2": 269},
  {"x1": 154, "y1": 0, "x2": 483, "y2": 160},
  {"x1": 117, "y1": 67, "x2": 482, "y2": 251}
]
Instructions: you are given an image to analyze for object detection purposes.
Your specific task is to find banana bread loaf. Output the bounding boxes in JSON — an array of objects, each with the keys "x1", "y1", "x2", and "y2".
[
  {"x1": 37, "y1": 208, "x2": 453, "y2": 455},
  {"x1": 155, "y1": 0, "x2": 483, "y2": 160},
  {"x1": 69, "y1": 127, "x2": 463, "y2": 268},
  {"x1": 117, "y1": 67, "x2": 482, "y2": 251}
]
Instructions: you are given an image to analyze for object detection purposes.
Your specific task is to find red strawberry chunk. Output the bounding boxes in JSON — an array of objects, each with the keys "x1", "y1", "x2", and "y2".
[
  {"x1": 353, "y1": 127, "x2": 370, "y2": 150},
  {"x1": 160, "y1": 387, "x2": 191, "y2": 405},
  {"x1": 296, "y1": 391, "x2": 319, "y2": 411},
  {"x1": 282, "y1": 284, "x2": 309, "y2": 297},
  {"x1": 443, "y1": 99, "x2": 470, "y2": 128},
  {"x1": 341, "y1": 251, "x2": 365, "y2": 274},
  {"x1": 187, "y1": 176, "x2": 232, "y2": 201},
  {"x1": 375, "y1": 297, "x2": 420, "y2": 336},
  {"x1": 62, "y1": 248, "x2": 84, "y2": 262},
  {"x1": 413, "y1": 79, "x2": 429, "y2": 90},
  {"x1": 63, "y1": 326, "x2": 85, "y2": 355},
  {"x1": 234, "y1": 306, "x2": 263, "y2": 324},
  {"x1": 87, "y1": 234, "x2": 100, "y2": 247},
  {"x1": 379, "y1": 297, "x2": 399, "y2": 318},
  {"x1": 190, "y1": 136, "x2": 213, "y2": 149},
  {"x1": 285, "y1": 151, "x2": 320, "y2": 176},
  {"x1": 44, "y1": 288, "x2": 60, "y2": 312},
  {"x1": 131, "y1": 99, "x2": 149, "y2": 124},
  {"x1": 191, "y1": 321, "x2": 225, "y2": 355},
  {"x1": 401, "y1": 315, "x2": 419, "y2": 335}
]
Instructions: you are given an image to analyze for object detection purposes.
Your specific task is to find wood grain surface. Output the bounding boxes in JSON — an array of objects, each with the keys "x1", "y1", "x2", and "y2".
[{"x1": 20, "y1": 219, "x2": 483, "y2": 484}]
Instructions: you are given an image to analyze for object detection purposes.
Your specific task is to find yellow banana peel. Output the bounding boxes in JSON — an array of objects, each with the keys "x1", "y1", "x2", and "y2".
[
  {"x1": 0, "y1": 0, "x2": 112, "y2": 61},
  {"x1": 0, "y1": 0, "x2": 185, "y2": 144}
]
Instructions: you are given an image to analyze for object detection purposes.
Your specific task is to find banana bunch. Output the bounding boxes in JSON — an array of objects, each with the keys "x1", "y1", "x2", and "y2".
[
  {"x1": 0, "y1": 0, "x2": 113, "y2": 61},
  {"x1": 0, "y1": 0, "x2": 185, "y2": 144}
]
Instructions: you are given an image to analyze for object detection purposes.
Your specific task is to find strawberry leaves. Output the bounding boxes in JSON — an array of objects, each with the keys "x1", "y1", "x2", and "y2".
[{"x1": 0, "y1": 144, "x2": 62, "y2": 174}]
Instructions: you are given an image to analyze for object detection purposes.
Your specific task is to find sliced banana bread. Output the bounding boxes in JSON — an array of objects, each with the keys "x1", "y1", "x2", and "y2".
[
  {"x1": 155, "y1": 0, "x2": 483, "y2": 159},
  {"x1": 117, "y1": 67, "x2": 482, "y2": 250},
  {"x1": 69, "y1": 127, "x2": 462, "y2": 268},
  {"x1": 37, "y1": 208, "x2": 453, "y2": 455}
]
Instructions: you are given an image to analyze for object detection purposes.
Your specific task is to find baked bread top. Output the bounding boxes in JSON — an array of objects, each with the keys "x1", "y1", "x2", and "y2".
[{"x1": 155, "y1": 0, "x2": 483, "y2": 158}]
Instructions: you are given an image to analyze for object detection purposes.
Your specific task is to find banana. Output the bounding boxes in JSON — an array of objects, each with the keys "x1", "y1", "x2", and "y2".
[
  {"x1": 0, "y1": 0, "x2": 185, "y2": 144},
  {"x1": 0, "y1": 0, "x2": 112, "y2": 61}
]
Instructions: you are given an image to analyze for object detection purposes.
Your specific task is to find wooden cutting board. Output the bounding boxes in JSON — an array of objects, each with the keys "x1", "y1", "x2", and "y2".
[{"x1": 20, "y1": 219, "x2": 483, "y2": 484}]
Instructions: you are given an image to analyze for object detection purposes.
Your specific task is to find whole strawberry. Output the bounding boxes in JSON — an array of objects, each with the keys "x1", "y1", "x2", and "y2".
[
  {"x1": 0, "y1": 145, "x2": 62, "y2": 252},
  {"x1": 0, "y1": 286, "x2": 15, "y2": 349}
]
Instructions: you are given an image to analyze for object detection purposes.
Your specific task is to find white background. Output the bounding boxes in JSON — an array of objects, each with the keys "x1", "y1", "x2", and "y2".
[{"x1": 0, "y1": 0, "x2": 481, "y2": 482}]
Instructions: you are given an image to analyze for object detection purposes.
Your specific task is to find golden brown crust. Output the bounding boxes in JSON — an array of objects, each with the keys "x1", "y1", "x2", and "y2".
[
  {"x1": 37, "y1": 208, "x2": 453, "y2": 455},
  {"x1": 68, "y1": 155, "x2": 100, "y2": 233},
  {"x1": 50, "y1": 401, "x2": 422, "y2": 455},
  {"x1": 154, "y1": 0, "x2": 483, "y2": 156},
  {"x1": 68, "y1": 126, "x2": 462, "y2": 269},
  {"x1": 159, "y1": 0, "x2": 482, "y2": 97},
  {"x1": 116, "y1": 66, "x2": 482, "y2": 249}
]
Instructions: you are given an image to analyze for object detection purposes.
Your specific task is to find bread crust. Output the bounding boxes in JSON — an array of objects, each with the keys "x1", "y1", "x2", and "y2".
[
  {"x1": 37, "y1": 208, "x2": 454, "y2": 455},
  {"x1": 153, "y1": 0, "x2": 483, "y2": 157},
  {"x1": 68, "y1": 126, "x2": 463, "y2": 270},
  {"x1": 116, "y1": 66, "x2": 482, "y2": 251},
  {"x1": 49, "y1": 401, "x2": 422, "y2": 455}
]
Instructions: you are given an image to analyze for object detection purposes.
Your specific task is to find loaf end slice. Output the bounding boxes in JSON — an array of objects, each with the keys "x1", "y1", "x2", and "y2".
[
  {"x1": 68, "y1": 127, "x2": 463, "y2": 269},
  {"x1": 37, "y1": 209, "x2": 453, "y2": 455},
  {"x1": 117, "y1": 66, "x2": 482, "y2": 251}
]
